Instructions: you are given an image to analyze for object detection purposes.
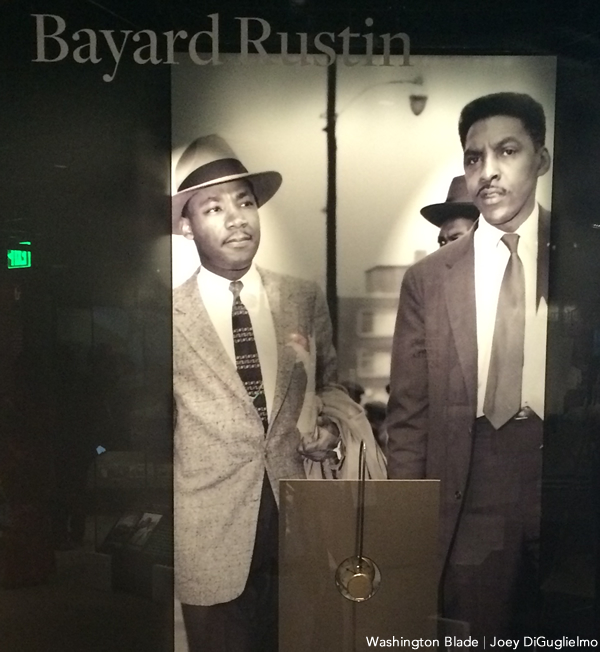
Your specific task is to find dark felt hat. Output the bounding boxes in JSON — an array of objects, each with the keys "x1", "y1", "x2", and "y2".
[
  {"x1": 420, "y1": 175, "x2": 479, "y2": 228},
  {"x1": 172, "y1": 135, "x2": 282, "y2": 234}
]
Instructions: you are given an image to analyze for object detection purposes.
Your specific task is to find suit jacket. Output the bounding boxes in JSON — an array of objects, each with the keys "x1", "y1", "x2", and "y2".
[
  {"x1": 173, "y1": 266, "x2": 339, "y2": 605},
  {"x1": 386, "y1": 208, "x2": 550, "y2": 566}
]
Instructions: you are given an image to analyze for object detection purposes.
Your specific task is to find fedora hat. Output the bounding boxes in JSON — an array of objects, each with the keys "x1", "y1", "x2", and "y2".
[
  {"x1": 420, "y1": 175, "x2": 479, "y2": 228},
  {"x1": 172, "y1": 135, "x2": 282, "y2": 234}
]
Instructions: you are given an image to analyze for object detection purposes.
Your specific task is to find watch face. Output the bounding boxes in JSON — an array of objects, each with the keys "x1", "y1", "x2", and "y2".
[{"x1": 335, "y1": 555, "x2": 381, "y2": 602}]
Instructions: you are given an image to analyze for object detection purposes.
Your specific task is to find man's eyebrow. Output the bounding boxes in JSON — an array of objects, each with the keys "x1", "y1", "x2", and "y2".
[
  {"x1": 493, "y1": 136, "x2": 522, "y2": 148},
  {"x1": 195, "y1": 187, "x2": 254, "y2": 206},
  {"x1": 463, "y1": 146, "x2": 481, "y2": 157},
  {"x1": 234, "y1": 188, "x2": 257, "y2": 203},
  {"x1": 198, "y1": 192, "x2": 221, "y2": 204}
]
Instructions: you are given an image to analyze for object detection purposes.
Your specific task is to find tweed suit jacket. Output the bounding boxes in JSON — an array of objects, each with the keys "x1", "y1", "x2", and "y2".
[
  {"x1": 173, "y1": 266, "x2": 339, "y2": 606},
  {"x1": 386, "y1": 208, "x2": 550, "y2": 567}
]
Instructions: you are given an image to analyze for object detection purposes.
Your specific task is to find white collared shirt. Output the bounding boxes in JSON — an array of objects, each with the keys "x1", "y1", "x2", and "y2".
[
  {"x1": 197, "y1": 265, "x2": 278, "y2": 418},
  {"x1": 474, "y1": 204, "x2": 548, "y2": 418}
]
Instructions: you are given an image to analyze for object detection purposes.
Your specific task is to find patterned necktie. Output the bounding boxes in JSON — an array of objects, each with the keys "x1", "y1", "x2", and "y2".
[
  {"x1": 229, "y1": 280, "x2": 268, "y2": 433},
  {"x1": 483, "y1": 233, "x2": 526, "y2": 430}
]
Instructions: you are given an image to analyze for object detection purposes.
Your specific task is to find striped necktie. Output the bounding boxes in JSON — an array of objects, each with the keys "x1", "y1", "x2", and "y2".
[
  {"x1": 483, "y1": 233, "x2": 526, "y2": 429},
  {"x1": 229, "y1": 280, "x2": 268, "y2": 433}
]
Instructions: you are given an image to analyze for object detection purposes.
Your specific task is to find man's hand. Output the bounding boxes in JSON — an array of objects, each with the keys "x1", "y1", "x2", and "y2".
[{"x1": 298, "y1": 416, "x2": 341, "y2": 462}]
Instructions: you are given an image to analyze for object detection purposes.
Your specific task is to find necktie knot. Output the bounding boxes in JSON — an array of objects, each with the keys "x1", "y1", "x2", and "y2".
[
  {"x1": 229, "y1": 280, "x2": 243, "y2": 300},
  {"x1": 501, "y1": 233, "x2": 520, "y2": 254}
]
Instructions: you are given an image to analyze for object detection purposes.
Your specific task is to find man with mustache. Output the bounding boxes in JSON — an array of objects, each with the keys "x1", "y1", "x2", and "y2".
[
  {"x1": 172, "y1": 135, "x2": 343, "y2": 652},
  {"x1": 387, "y1": 92, "x2": 551, "y2": 639}
]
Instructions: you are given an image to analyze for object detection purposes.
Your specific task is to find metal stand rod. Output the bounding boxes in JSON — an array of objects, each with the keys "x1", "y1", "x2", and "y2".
[
  {"x1": 325, "y1": 61, "x2": 338, "y2": 347},
  {"x1": 354, "y1": 441, "x2": 367, "y2": 569}
]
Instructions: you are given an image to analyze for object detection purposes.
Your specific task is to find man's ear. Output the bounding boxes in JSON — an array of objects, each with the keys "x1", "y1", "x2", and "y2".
[
  {"x1": 179, "y1": 216, "x2": 194, "y2": 240},
  {"x1": 537, "y1": 147, "x2": 551, "y2": 177}
]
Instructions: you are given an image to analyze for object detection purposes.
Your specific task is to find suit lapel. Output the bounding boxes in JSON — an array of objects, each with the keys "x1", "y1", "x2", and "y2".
[
  {"x1": 443, "y1": 229, "x2": 478, "y2": 409},
  {"x1": 537, "y1": 205, "x2": 550, "y2": 308},
  {"x1": 259, "y1": 268, "x2": 298, "y2": 433},
  {"x1": 173, "y1": 273, "x2": 249, "y2": 403}
]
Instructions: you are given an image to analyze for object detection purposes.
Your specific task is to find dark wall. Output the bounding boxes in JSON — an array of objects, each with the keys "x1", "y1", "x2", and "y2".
[
  {"x1": 541, "y1": 56, "x2": 600, "y2": 637},
  {"x1": 0, "y1": 6, "x2": 173, "y2": 648}
]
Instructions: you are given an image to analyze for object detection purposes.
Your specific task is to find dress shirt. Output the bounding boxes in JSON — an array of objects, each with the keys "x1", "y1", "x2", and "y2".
[
  {"x1": 197, "y1": 265, "x2": 278, "y2": 418},
  {"x1": 474, "y1": 204, "x2": 548, "y2": 419}
]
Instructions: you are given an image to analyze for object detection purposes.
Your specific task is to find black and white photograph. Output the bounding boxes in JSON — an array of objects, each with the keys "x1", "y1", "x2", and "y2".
[
  {"x1": 2, "y1": 2, "x2": 600, "y2": 651},
  {"x1": 128, "y1": 512, "x2": 163, "y2": 549},
  {"x1": 168, "y1": 53, "x2": 589, "y2": 651},
  {"x1": 102, "y1": 512, "x2": 143, "y2": 550},
  {"x1": 170, "y1": 55, "x2": 382, "y2": 652}
]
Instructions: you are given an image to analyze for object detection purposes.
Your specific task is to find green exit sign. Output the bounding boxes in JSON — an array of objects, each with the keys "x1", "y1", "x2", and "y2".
[{"x1": 7, "y1": 244, "x2": 31, "y2": 269}]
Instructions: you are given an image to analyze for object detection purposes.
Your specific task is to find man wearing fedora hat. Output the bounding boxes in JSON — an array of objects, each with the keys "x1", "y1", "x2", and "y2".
[
  {"x1": 387, "y1": 92, "x2": 552, "y2": 639},
  {"x1": 420, "y1": 176, "x2": 479, "y2": 247},
  {"x1": 172, "y1": 135, "x2": 343, "y2": 652}
]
